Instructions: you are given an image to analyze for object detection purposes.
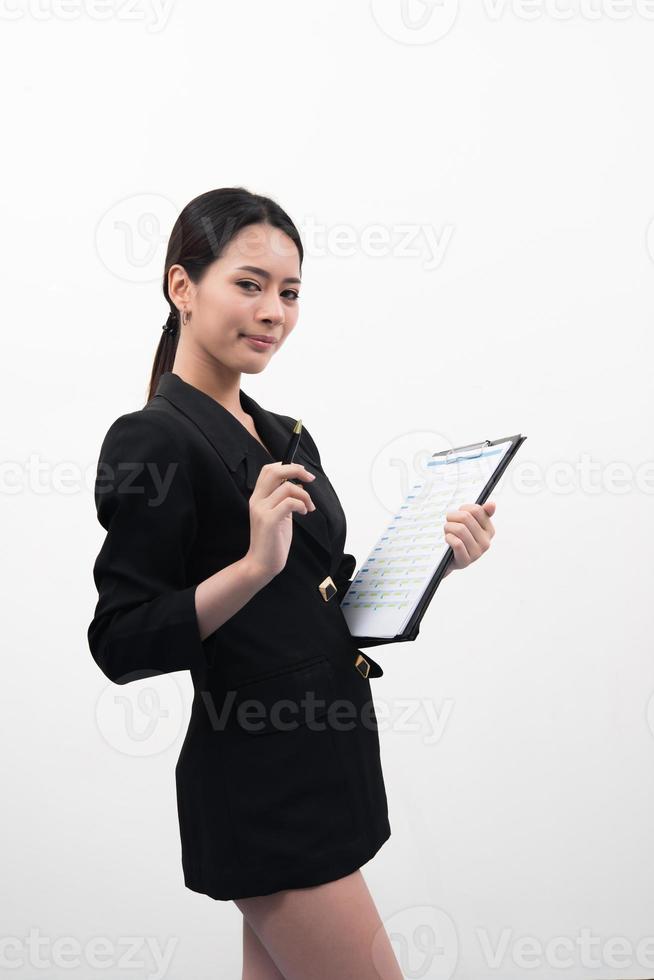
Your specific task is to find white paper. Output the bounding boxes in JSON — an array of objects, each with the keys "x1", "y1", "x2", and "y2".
[{"x1": 340, "y1": 440, "x2": 514, "y2": 638}]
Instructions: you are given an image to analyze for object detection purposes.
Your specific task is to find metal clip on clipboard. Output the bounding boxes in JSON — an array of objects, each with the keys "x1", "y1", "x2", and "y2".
[{"x1": 436, "y1": 439, "x2": 492, "y2": 465}]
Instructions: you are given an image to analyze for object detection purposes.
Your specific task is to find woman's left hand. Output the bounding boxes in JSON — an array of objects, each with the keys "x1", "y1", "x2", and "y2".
[{"x1": 441, "y1": 501, "x2": 496, "y2": 577}]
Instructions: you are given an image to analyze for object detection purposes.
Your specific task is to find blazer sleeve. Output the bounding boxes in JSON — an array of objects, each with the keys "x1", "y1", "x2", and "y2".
[{"x1": 87, "y1": 411, "x2": 208, "y2": 685}]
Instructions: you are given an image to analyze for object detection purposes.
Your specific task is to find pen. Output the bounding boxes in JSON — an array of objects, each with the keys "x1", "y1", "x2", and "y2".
[{"x1": 282, "y1": 419, "x2": 304, "y2": 484}]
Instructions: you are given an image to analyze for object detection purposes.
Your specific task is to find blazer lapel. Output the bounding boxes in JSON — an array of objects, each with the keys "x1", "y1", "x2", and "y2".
[{"x1": 150, "y1": 371, "x2": 334, "y2": 562}]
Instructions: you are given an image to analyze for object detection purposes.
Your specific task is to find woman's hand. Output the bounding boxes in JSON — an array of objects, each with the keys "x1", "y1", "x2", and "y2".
[
  {"x1": 245, "y1": 462, "x2": 317, "y2": 583},
  {"x1": 442, "y1": 501, "x2": 496, "y2": 578}
]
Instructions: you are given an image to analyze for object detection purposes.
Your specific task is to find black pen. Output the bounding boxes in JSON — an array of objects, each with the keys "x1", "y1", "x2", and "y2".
[{"x1": 282, "y1": 419, "x2": 304, "y2": 484}]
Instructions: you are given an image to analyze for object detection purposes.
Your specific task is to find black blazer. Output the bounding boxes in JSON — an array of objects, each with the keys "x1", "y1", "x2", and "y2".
[
  {"x1": 88, "y1": 371, "x2": 392, "y2": 901},
  {"x1": 88, "y1": 370, "x2": 384, "y2": 688}
]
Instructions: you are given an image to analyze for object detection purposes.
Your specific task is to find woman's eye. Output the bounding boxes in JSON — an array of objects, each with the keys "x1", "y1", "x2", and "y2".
[{"x1": 237, "y1": 280, "x2": 299, "y2": 301}]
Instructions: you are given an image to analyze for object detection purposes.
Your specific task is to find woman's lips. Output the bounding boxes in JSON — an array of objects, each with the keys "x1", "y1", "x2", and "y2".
[{"x1": 241, "y1": 335, "x2": 276, "y2": 351}]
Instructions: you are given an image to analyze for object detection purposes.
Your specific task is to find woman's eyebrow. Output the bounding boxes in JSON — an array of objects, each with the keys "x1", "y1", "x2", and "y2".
[{"x1": 235, "y1": 265, "x2": 302, "y2": 285}]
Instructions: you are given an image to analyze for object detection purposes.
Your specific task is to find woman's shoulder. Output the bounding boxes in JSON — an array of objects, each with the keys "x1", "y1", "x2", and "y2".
[{"x1": 97, "y1": 402, "x2": 189, "y2": 465}]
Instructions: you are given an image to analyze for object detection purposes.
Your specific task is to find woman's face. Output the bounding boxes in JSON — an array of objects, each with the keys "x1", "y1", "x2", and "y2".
[{"x1": 169, "y1": 222, "x2": 302, "y2": 375}]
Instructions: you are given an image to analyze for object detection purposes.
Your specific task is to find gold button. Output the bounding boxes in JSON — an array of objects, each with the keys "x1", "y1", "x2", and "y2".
[
  {"x1": 318, "y1": 575, "x2": 337, "y2": 602},
  {"x1": 354, "y1": 653, "x2": 370, "y2": 679}
]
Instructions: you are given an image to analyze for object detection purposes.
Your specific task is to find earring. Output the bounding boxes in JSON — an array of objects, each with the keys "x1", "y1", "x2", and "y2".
[{"x1": 182, "y1": 309, "x2": 191, "y2": 326}]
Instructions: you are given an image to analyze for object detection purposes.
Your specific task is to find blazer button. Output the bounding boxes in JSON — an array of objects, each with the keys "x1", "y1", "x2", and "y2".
[{"x1": 318, "y1": 575, "x2": 337, "y2": 602}]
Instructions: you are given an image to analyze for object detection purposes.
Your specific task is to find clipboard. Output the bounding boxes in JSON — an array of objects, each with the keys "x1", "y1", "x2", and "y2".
[{"x1": 340, "y1": 433, "x2": 527, "y2": 647}]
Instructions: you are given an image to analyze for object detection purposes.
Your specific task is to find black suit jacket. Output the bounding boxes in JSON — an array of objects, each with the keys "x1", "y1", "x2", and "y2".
[
  {"x1": 87, "y1": 371, "x2": 397, "y2": 900},
  {"x1": 87, "y1": 370, "x2": 384, "y2": 688}
]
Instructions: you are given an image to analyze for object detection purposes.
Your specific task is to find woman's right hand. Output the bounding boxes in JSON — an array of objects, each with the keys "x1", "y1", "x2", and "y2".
[{"x1": 245, "y1": 462, "x2": 317, "y2": 582}]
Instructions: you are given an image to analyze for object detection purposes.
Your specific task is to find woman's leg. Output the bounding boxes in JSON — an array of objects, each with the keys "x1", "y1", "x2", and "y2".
[
  {"x1": 235, "y1": 869, "x2": 403, "y2": 980},
  {"x1": 241, "y1": 914, "x2": 286, "y2": 980}
]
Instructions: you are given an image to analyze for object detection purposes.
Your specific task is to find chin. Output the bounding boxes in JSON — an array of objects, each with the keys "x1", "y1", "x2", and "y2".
[{"x1": 239, "y1": 360, "x2": 270, "y2": 375}]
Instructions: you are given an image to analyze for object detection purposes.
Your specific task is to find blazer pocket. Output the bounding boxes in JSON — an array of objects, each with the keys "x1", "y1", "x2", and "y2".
[{"x1": 223, "y1": 655, "x2": 335, "y2": 738}]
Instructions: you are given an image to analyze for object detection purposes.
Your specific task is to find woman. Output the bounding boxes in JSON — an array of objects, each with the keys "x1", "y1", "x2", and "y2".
[{"x1": 88, "y1": 186, "x2": 496, "y2": 979}]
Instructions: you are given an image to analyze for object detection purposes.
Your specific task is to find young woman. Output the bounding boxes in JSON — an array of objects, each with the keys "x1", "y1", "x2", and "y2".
[{"x1": 88, "y1": 186, "x2": 496, "y2": 979}]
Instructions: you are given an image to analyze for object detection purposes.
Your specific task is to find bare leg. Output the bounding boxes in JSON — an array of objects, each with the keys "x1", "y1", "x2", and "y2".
[
  {"x1": 242, "y1": 915, "x2": 286, "y2": 980},
  {"x1": 234, "y1": 869, "x2": 403, "y2": 980}
]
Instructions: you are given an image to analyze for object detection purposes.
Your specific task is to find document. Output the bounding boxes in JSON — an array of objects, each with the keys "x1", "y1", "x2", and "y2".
[{"x1": 340, "y1": 434, "x2": 526, "y2": 643}]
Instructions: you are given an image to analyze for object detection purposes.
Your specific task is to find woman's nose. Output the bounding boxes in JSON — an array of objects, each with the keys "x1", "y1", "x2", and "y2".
[{"x1": 259, "y1": 298, "x2": 285, "y2": 325}]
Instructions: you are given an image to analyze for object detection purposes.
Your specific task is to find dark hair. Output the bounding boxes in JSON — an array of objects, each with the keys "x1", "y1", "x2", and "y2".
[{"x1": 147, "y1": 187, "x2": 304, "y2": 403}]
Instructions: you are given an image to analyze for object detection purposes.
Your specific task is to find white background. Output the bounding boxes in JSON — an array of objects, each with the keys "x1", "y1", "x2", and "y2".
[{"x1": 3, "y1": 1, "x2": 654, "y2": 978}]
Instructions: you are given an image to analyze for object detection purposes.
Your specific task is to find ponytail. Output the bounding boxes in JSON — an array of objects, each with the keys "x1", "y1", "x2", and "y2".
[{"x1": 146, "y1": 307, "x2": 180, "y2": 405}]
